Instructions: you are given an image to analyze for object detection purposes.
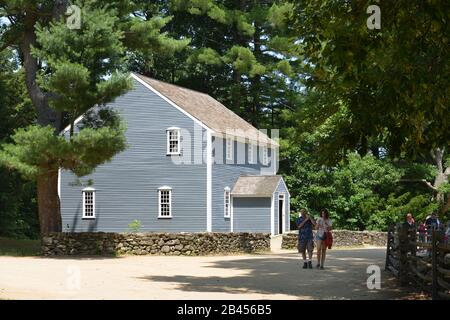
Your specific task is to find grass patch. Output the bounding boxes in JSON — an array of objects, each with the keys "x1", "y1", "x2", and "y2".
[{"x1": 0, "y1": 237, "x2": 41, "y2": 256}]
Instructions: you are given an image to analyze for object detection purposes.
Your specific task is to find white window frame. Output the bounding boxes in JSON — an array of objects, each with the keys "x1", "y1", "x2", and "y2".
[
  {"x1": 226, "y1": 137, "x2": 234, "y2": 161},
  {"x1": 248, "y1": 141, "x2": 255, "y2": 164},
  {"x1": 166, "y1": 127, "x2": 181, "y2": 155},
  {"x1": 82, "y1": 187, "x2": 96, "y2": 219},
  {"x1": 158, "y1": 186, "x2": 172, "y2": 218},
  {"x1": 224, "y1": 187, "x2": 231, "y2": 218},
  {"x1": 261, "y1": 145, "x2": 269, "y2": 166}
]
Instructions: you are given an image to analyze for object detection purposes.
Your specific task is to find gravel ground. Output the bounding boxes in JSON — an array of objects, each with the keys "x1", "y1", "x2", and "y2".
[{"x1": 0, "y1": 248, "x2": 419, "y2": 300}]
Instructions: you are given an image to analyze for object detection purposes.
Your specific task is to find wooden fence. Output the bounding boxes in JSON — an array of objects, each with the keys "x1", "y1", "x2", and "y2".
[{"x1": 385, "y1": 223, "x2": 450, "y2": 299}]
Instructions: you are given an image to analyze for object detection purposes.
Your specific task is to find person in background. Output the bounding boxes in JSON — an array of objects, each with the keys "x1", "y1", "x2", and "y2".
[
  {"x1": 425, "y1": 212, "x2": 441, "y2": 242},
  {"x1": 315, "y1": 209, "x2": 332, "y2": 269},
  {"x1": 296, "y1": 209, "x2": 316, "y2": 269},
  {"x1": 425, "y1": 212, "x2": 440, "y2": 229},
  {"x1": 405, "y1": 213, "x2": 416, "y2": 228},
  {"x1": 444, "y1": 221, "x2": 450, "y2": 244},
  {"x1": 418, "y1": 221, "x2": 426, "y2": 243},
  {"x1": 403, "y1": 213, "x2": 417, "y2": 249}
]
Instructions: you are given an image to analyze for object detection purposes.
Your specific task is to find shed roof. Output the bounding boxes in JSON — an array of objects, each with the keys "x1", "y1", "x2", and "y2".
[
  {"x1": 133, "y1": 73, "x2": 276, "y2": 146},
  {"x1": 231, "y1": 175, "x2": 284, "y2": 197}
]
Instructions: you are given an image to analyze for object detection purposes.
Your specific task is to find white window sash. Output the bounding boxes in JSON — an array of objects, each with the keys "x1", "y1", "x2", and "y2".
[
  {"x1": 224, "y1": 189, "x2": 231, "y2": 218},
  {"x1": 166, "y1": 128, "x2": 181, "y2": 155},
  {"x1": 158, "y1": 189, "x2": 172, "y2": 218},
  {"x1": 248, "y1": 142, "x2": 255, "y2": 164},
  {"x1": 82, "y1": 190, "x2": 96, "y2": 219},
  {"x1": 261, "y1": 146, "x2": 268, "y2": 165},
  {"x1": 226, "y1": 137, "x2": 233, "y2": 161}
]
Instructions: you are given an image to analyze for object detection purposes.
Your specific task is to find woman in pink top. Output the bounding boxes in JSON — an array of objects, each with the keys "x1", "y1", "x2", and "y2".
[{"x1": 315, "y1": 209, "x2": 332, "y2": 269}]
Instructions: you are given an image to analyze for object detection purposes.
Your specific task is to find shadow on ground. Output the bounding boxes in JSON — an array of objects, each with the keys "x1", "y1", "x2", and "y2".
[{"x1": 138, "y1": 249, "x2": 414, "y2": 300}]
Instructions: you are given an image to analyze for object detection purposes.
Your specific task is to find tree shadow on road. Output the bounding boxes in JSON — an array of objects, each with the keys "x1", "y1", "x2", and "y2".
[{"x1": 138, "y1": 249, "x2": 411, "y2": 300}]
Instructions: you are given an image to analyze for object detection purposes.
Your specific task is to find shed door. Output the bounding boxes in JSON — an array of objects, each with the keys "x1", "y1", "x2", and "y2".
[
  {"x1": 278, "y1": 194, "x2": 285, "y2": 234},
  {"x1": 232, "y1": 197, "x2": 271, "y2": 233}
]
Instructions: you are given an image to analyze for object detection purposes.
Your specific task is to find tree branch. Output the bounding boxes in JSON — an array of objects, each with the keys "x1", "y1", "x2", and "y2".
[
  {"x1": 400, "y1": 179, "x2": 438, "y2": 192},
  {"x1": 19, "y1": 8, "x2": 62, "y2": 130}
]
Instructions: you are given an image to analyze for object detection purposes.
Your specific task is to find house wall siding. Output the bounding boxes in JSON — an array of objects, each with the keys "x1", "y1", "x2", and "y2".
[
  {"x1": 232, "y1": 197, "x2": 272, "y2": 233},
  {"x1": 60, "y1": 79, "x2": 207, "y2": 232},
  {"x1": 211, "y1": 137, "x2": 274, "y2": 232}
]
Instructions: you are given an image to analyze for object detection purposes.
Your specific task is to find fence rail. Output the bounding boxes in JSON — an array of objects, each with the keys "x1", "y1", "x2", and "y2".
[{"x1": 385, "y1": 223, "x2": 450, "y2": 300}]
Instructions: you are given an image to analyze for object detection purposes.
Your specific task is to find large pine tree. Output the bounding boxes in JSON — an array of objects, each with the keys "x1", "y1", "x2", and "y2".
[
  {"x1": 130, "y1": 0, "x2": 299, "y2": 129},
  {"x1": 0, "y1": 0, "x2": 189, "y2": 233}
]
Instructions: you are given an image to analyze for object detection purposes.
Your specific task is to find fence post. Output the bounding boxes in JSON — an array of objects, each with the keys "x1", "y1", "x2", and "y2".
[
  {"x1": 432, "y1": 229, "x2": 438, "y2": 300},
  {"x1": 398, "y1": 223, "x2": 409, "y2": 286},
  {"x1": 385, "y1": 225, "x2": 392, "y2": 271},
  {"x1": 431, "y1": 230, "x2": 445, "y2": 300}
]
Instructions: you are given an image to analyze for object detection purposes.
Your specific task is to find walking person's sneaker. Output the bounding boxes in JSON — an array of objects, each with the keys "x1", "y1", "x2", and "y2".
[
  {"x1": 316, "y1": 264, "x2": 320, "y2": 269},
  {"x1": 302, "y1": 262, "x2": 308, "y2": 269},
  {"x1": 320, "y1": 265, "x2": 324, "y2": 270},
  {"x1": 308, "y1": 261, "x2": 313, "y2": 269}
]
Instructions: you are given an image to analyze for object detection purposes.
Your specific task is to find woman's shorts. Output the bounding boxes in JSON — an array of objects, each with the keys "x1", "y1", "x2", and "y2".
[{"x1": 315, "y1": 233, "x2": 327, "y2": 241}]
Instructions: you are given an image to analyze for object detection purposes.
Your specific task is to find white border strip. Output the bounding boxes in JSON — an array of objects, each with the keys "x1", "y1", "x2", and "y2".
[
  {"x1": 270, "y1": 195, "x2": 275, "y2": 236},
  {"x1": 206, "y1": 130, "x2": 212, "y2": 232}
]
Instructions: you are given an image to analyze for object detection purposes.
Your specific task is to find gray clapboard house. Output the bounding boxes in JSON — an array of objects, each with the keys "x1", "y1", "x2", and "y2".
[{"x1": 59, "y1": 73, "x2": 290, "y2": 236}]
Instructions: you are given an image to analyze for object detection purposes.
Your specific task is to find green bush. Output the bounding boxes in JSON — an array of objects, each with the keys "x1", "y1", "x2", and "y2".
[{"x1": 127, "y1": 219, "x2": 142, "y2": 233}]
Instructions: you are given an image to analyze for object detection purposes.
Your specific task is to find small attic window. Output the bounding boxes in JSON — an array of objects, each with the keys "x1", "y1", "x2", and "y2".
[
  {"x1": 82, "y1": 187, "x2": 96, "y2": 219},
  {"x1": 167, "y1": 127, "x2": 181, "y2": 155},
  {"x1": 226, "y1": 137, "x2": 234, "y2": 161},
  {"x1": 248, "y1": 141, "x2": 255, "y2": 164},
  {"x1": 261, "y1": 146, "x2": 269, "y2": 166}
]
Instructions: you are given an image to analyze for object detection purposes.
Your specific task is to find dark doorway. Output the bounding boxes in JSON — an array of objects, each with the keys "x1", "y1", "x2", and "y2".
[{"x1": 278, "y1": 195, "x2": 284, "y2": 234}]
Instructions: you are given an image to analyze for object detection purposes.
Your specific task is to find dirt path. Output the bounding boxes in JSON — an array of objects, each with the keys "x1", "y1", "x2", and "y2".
[{"x1": 0, "y1": 248, "x2": 413, "y2": 300}]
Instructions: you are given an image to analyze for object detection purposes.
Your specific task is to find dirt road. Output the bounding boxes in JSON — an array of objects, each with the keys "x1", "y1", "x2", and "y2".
[{"x1": 0, "y1": 248, "x2": 413, "y2": 300}]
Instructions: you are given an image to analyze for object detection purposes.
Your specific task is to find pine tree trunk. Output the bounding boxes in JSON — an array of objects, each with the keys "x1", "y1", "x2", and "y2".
[
  {"x1": 20, "y1": 3, "x2": 68, "y2": 234},
  {"x1": 37, "y1": 170, "x2": 62, "y2": 234}
]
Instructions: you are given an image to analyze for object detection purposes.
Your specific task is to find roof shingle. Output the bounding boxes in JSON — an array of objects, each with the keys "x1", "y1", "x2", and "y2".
[
  {"x1": 231, "y1": 175, "x2": 283, "y2": 196},
  {"x1": 134, "y1": 73, "x2": 276, "y2": 145}
]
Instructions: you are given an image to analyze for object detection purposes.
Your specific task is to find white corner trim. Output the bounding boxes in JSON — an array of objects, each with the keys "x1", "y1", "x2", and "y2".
[
  {"x1": 270, "y1": 195, "x2": 275, "y2": 236},
  {"x1": 206, "y1": 130, "x2": 212, "y2": 232},
  {"x1": 131, "y1": 73, "x2": 213, "y2": 133},
  {"x1": 279, "y1": 193, "x2": 286, "y2": 234},
  {"x1": 57, "y1": 169, "x2": 61, "y2": 199},
  {"x1": 230, "y1": 196, "x2": 234, "y2": 233}
]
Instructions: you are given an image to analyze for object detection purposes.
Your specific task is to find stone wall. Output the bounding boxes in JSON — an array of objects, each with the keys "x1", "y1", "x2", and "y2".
[
  {"x1": 282, "y1": 230, "x2": 387, "y2": 249},
  {"x1": 41, "y1": 232, "x2": 271, "y2": 256}
]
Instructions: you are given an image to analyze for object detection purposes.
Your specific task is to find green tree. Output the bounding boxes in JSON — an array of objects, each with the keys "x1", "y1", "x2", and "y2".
[
  {"x1": 282, "y1": 0, "x2": 450, "y2": 218},
  {"x1": 280, "y1": 133, "x2": 437, "y2": 231},
  {"x1": 289, "y1": 0, "x2": 450, "y2": 157},
  {"x1": 0, "y1": 0, "x2": 188, "y2": 233},
  {"x1": 0, "y1": 50, "x2": 39, "y2": 238},
  {"x1": 131, "y1": 0, "x2": 298, "y2": 128}
]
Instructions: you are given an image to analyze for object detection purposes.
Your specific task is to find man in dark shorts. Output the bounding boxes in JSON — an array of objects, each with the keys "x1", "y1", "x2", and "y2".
[{"x1": 296, "y1": 209, "x2": 316, "y2": 269}]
